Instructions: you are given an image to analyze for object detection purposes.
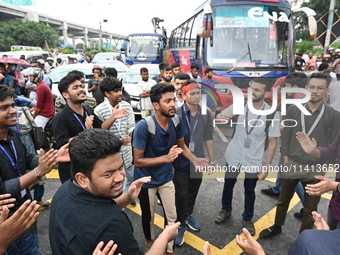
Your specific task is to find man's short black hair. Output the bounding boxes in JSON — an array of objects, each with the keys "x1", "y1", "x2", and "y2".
[
  {"x1": 284, "y1": 72, "x2": 307, "y2": 88},
  {"x1": 171, "y1": 62, "x2": 180, "y2": 69},
  {"x1": 318, "y1": 63, "x2": 329, "y2": 72},
  {"x1": 0, "y1": 85, "x2": 16, "y2": 102},
  {"x1": 58, "y1": 74, "x2": 80, "y2": 95},
  {"x1": 105, "y1": 67, "x2": 118, "y2": 78},
  {"x1": 158, "y1": 62, "x2": 166, "y2": 71},
  {"x1": 140, "y1": 67, "x2": 148, "y2": 73},
  {"x1": 68, "y1": 70, "x2": 85, "y2": 81},
  {"x1": 150, "y1": 83, "x2": 175, "y2": 103},
  {"x1": 204, "y1": 68, "x2": 213, "y2": 74},
  {"x1": 174, "y1": 73, "x2": 190, "y2": 81},
  {"x1": 70, "y1": 129, "x2": 122, "y2": 181},
  {"x1": 163, "y1": 66, "x2": 172, "y2": 72},
  {"x1": 310, "y1": 72, "x2": 332, "y2": 88},
  {"x1": 100, "y1": 77, "x2": 122, "y2": 95},
  {"x1": 190, "y1": 63, "x2": 199, "y2": 70},
  {"x1": 251, "y1": 77, "x2": 275, "y2": 92}
]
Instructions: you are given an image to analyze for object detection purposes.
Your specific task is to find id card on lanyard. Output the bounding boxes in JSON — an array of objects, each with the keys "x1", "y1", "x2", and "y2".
[
  {"x1": 0, "y1": 140, "x2": 27, "y2": 198},
  {"x1": 183, "y1": 105, "x2": 199, "y2": 152}
]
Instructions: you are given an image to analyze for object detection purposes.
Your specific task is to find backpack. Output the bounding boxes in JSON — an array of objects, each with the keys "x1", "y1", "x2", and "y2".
[
  {"x1": 143, "y1": 114, "x2": 181, "y2": 146},
  {"x1": 231, "y1": 110, "x2": 277, "y2": 151},
  {"x1": 131, "y1": 114, "x2": 181, "y2": 164},
  {"x1": 290, "y1": 104, "x2": 334, "y2": 145}
]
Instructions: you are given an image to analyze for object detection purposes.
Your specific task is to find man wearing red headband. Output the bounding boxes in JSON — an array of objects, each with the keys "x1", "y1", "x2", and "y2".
[{"x1": 173, "y1": 80, "x2": 215, "y2": 246}]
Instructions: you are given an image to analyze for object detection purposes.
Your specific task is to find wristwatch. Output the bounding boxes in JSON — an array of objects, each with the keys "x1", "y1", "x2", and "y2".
[{"x1": 34, "y1": 167, "x2": 41, "y2": 179}]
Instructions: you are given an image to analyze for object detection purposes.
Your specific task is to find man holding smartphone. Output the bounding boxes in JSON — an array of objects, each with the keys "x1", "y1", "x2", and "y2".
[{"x1": 88, "y1": 65, "x2": 105, "y2": 105}]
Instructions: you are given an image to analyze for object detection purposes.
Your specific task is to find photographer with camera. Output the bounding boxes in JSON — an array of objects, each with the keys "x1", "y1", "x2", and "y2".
[{"x1": 88, "y1": 65, "x2": 105, "y2": 105}]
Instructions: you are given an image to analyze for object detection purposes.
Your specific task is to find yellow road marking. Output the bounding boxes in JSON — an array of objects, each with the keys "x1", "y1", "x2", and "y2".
[{"x1": 46, "y1": 169, "x2": 59, "y2": 179}]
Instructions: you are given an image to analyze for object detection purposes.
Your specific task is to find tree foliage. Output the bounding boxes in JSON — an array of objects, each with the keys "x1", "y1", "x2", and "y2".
[
  {"x1": 0, "y1": 19, "x2": 58, "y2": 51},
  {"x1": 294, "y1": 0, "x2": 340, "y2": 41}
]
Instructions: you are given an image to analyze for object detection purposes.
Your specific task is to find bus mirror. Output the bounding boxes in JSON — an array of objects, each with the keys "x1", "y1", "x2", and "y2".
[{"x1": 202, "y1": 14, "x2": 212, "y2": 38}]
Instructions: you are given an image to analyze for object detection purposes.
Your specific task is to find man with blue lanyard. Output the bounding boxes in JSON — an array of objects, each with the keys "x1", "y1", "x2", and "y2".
[
  {"x1": 214, "y1": 78, "x2": 281, "y2": 236},
  {"x1": 173, "y1": 80, "x2": 215, "y2": 246},
  {"x1": 0, "y1": 85, "x2": 65, "y2": 254},
  {"x1": 52, "y1": 74, "x2": 102, "y2": 183}
]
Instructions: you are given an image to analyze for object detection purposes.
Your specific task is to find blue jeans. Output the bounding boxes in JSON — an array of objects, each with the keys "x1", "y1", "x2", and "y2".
[
  {"x1": 222, "y1": 163, "x2": 258, "y2": 221},
  {"x1": 6, "y1": 233, "x2": 43, "y2": 255},
  {"x1": 272, "y1": 155, "x2": 305, "y2": 205},
  {"x1": 123, "y1": 164, "x2": 134, "y2": 194},
  {"x1": 327, "y1": 206, "x2": 340, "y2": 230},
  {"x1": 289, "y1": 229, "x2": 340, "y2": 254}
]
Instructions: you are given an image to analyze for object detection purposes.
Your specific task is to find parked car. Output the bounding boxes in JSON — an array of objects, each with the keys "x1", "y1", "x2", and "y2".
[
  {"x1": 122, "y1": 64, "x2": 159, "y2": 114},
  {"x1": 91, "y1": 52, "x2": 121, "y2": 63},
  {"x1": 0, "y1": 51, "x2": 49, "y2": 63},
  {"x1": 49, "y1": 63, "x2": 98, "y2": 98},
  {"x1": 96, "y1": 60, "x2": 128, "y2": 80}
]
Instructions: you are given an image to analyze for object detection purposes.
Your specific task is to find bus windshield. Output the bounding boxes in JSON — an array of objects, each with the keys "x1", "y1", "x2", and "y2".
[
  {"x1": 126, "y1": 35, "x2": 161, "y2": 60},
  {"x1": 207, "y1": 5, "x2": 294, "y2": 70}
]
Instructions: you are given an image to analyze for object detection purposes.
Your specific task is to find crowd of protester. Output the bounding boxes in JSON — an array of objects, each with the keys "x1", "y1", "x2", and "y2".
[{"x1": 1, "y1": 56, "x2": 340, "y2": 255}]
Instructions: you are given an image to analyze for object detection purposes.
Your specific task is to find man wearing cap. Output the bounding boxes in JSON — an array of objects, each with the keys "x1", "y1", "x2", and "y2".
[{"x1": 173, "y1": 80, "x2": 215, "y2": 246}]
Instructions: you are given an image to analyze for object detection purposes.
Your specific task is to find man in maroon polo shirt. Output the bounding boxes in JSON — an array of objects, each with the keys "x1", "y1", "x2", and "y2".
[{"x1": 29, "y1": 68, "x2": 54, "y2": 128}]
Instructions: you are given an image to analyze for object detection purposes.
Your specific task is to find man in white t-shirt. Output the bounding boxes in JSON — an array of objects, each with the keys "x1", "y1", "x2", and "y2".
[
  {"x1": 214, "y1": 78, "x2": 281, "y2": 236},
  {"x1": 136, "y1": 67, "x2": 157, "y2": 118}
]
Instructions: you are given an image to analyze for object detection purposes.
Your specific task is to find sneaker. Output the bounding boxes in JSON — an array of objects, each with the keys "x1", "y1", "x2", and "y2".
[
  {"x1": 157, "y1": 199, "x2": 162, "y2": 205},
  {"x1": 259, "y1": 224, "x2": 282, "y2": 238},
  {"x1": 294, "y1": 208, "x2": 303, "y2": 221},
  {"x1": 186, "y1": 215, "x2": 200, "y2": 231},
  {"x1": 215, "y1": 210, "x2": 231, "y2": 224},
  {"x1": 261, "y1": 187, "x2": 280, "y2": 198},
  {"x1": 130, "y1": 200, "x2": 136, "y2": 206},
  {"x1": 242, "y1": 219, "x2": 255, "y2": 236},
  {"x1": 174, "y1": 226, "x2": 186, "y2": 246}
]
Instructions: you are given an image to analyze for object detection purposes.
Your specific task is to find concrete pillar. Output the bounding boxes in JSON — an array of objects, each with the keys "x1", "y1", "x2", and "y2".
[
  {"x1": 72, "y1": 37, "x2": 76, "y2": 47},
  {"x1": 109, "y1": 35, "x2": 112, "y2": 50},
  {"x1": 62, "y1": 21, "x2": 69, "y2": 45},
  {"x1": 24, "y1": 11, "x2": 39, "y2": 22},
  {"x1": 84, "y1": 28, "x2": 89, "y2": 48}
]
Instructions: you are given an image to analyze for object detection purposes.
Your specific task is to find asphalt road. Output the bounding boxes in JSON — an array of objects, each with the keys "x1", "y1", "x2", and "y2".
[{"x1": 36, "y1": 123, "x2": 332, "y2": 255}]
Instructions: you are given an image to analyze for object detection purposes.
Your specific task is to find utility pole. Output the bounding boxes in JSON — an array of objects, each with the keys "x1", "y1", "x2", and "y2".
[{"x1": 324, "y1": 0, "x2": 336, "y2": 55}]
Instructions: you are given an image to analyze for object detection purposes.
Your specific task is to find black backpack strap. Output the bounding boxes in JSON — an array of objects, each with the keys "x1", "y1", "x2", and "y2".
[{"x1": 324, "y1": 105, "x2": 334, "y2": 145}]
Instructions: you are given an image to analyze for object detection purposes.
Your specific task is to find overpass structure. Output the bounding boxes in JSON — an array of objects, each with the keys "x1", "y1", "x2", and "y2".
[{"x1": 0, "y1": 1, "x2": 126, "y2": 49}]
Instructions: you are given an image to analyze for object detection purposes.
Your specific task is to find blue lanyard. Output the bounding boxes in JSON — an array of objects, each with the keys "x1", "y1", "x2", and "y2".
[
  {"x1": 0, "y1": 140, "x2": 20, "y2": 176},
  {"x1": 245, "y1": 103, "x2": 265, "y2": 136},
  {"x1": 13, "y1": 112, "x2": 20, "y2": 135},
  {"x1": 183, "y1": 104, "x2": 200, "y2": 134},
  {"x1": 72, "y1": 111, "x2": 89, "y2": 131}
]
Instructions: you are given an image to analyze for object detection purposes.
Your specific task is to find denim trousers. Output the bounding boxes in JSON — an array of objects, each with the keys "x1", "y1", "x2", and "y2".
[
  {"x1": 221, "y1": 162, "x2": 258, "y2": 221},
  {"x1": 6, "y1": 233, "x2": 43, "y2": 255}
]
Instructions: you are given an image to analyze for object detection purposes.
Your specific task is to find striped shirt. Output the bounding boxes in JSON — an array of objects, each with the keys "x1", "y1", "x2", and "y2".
[{"x1": 94, "y1": 99, "x2": 135, "y2": 168}]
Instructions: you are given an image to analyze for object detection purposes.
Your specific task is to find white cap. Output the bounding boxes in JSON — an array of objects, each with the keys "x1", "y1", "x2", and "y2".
[{"x1": 336, "y1": 49, "x2": 340, "y2": 53}]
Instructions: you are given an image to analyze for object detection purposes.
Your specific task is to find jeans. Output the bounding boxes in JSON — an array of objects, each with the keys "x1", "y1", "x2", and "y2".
[
  {"x1": 6, "y1": 233, "x2": 43, "y2": 255},
  {"x1": 289, "y1": 229, "x2": 340, "y2": 254},
  {"x1": 222, "y1": 162, "x2": 258, "y2": 221},
  {"x1": 272, "y1": 155, "x2": 305, "y2": 205},
  {"x1": 327, "y1": 206, "x2": 340, "y2": 230},
  {"x1": 123, "y1": 164, "x2": 134, "y2": 194}
]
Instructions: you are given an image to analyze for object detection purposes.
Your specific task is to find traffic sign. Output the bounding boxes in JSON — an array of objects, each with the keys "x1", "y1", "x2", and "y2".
[{"x1": 316, "y1": 11, "x2": 340, "y2": 47}]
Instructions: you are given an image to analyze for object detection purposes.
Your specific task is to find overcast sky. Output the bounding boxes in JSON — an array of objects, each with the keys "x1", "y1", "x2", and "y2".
[{"x1": 25, "y1": 0, "x2": 202, "y2": 36}]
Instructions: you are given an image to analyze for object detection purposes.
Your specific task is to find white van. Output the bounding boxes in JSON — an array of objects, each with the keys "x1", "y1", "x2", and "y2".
[{"x1": 1, "y1": 51, "x2": 49, "y2": 63}]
